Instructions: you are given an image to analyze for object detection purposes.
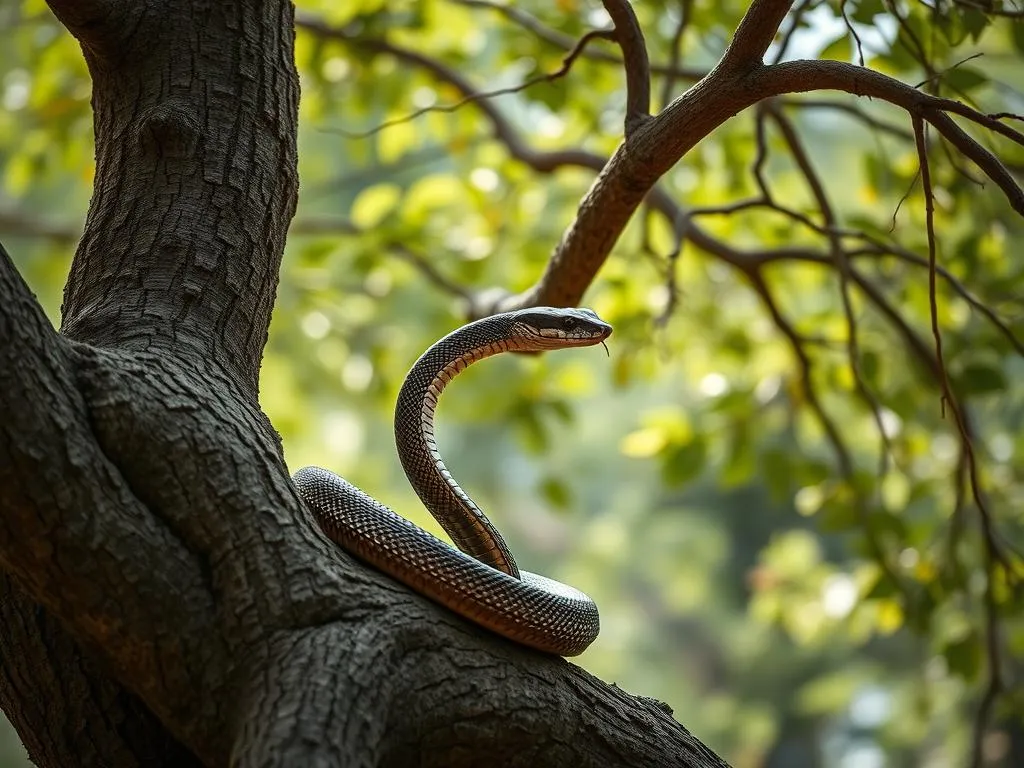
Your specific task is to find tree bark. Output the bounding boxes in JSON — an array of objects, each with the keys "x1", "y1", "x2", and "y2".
[{"x1": 0, "y1": 1, "x2": 726, "y2": 766}]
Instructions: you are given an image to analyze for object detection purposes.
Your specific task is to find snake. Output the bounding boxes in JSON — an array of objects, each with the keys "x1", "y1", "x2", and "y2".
[{"x1": 294, "y1": 307, "x2": 612, "y2": 656}]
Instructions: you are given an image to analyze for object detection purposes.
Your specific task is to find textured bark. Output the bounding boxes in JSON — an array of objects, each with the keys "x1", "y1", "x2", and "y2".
[
  {"x1": 0, "y1": 575, "x2": 201, "y2": 768},
  {"x1": 0, "y1": 0, "x2": 729, "y2": 766}
]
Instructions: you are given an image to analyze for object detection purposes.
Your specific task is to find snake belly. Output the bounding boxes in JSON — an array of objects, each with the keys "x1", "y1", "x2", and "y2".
[{"x1": 295, "y1": 308, "x2": 609, "y2": 656}]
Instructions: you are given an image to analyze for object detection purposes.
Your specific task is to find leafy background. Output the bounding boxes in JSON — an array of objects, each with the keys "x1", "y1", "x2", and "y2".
[{"x1": 1, "y1": 0, "x2": 1022, "y2": 765}]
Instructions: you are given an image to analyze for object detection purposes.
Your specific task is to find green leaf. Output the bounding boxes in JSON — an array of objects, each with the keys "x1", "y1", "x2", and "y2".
[
  {"x1": 942, "y1": 633, "x2": 982, "y2": 680},
  {"x1": 958, "y1": 362, "x2": 1006, "y2": 394},
  {"x1": 820, "y1": 33, "x2": 852, "y2": 63},
  {"x1": 538, "y1": 476, "x2": 572, "y2": 510},
  {"x1": 943, "y1": 66, "x2": 988, "y2": 95},
  {"x1": 850, "y1": 0, "x2": 885, "y2": 24},
  {"x1": 760, "y1": 448, "x2": 792, "y2": 503},
  {"x1": 661, "y1": 440, "x2": 706, "y2": 487},
  {"x1": 961, "y1": 9, "x2": 990, "y2": 42},
  {"x1": 1014, "y1": 19, "x2": 1024, "y2": 54},
  {"x1": 350, "y1": 183, "x2": 402, "y2": 229}
]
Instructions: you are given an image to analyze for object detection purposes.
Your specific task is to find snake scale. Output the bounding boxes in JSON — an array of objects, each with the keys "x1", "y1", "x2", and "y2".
[{"x1": 294, "y1": 307, "x2": 612, "y2": 656}]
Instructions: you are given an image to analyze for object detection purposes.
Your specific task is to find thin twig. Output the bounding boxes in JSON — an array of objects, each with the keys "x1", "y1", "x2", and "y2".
[
  {"x1": 915, "y1": 117, "x2": 954, "y2": 418},
  {"x1": 658, "y1": 0, "x2": 693, "y2": 110},
  {"x1": 839, "y1": 0, "x2": 865, "y2": 67},
  {"x1": 748, "y1": 269, "x2": 903, "y2": 588},
  {"x1": 779, "y1": 97, "x2": 914, "y2": 140},
  {"x1": 324, "y1": 29, "x2": 615, "y2": 139},
  {"x1": 771, "y1": 0, "x2": 814, "y2": 65},
  {"x1": 915, "y1": 115, "x2": 1008, "y2": 766},
  {"x1": 448, "y1": 0, "x2": 708, "y2": 81},
  {"x1": 769, "y1": 104, "x2": 894, "y2": 481}
]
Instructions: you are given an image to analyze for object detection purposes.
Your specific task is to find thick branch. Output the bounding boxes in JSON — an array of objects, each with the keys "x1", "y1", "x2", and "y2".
[
  {"x1": 0, "y1": 243, "x2": 224, "y2": 757},
  {"x1": 232, "y1": 617, "x2": 727, "y2": 767},
  {"x1": 515, "y1": 54, "x2": 1024, "y2": 309},
  {"x1": 0, "y1": 574, "x2": 201, "y2": 768},
  {"x1": 55, "y1": 0, "x2": 299, "y2": 397}
]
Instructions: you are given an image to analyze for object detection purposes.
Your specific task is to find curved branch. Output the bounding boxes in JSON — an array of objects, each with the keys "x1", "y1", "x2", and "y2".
[
  {"x1": 601, "y1": 0, "x2": 651, "y2": 132},
  {"x1": 517, "y1": 55, "x2": 1024, "y2": 311},
  {"x1": 767, "y1": 104, "x2": 895, "y2": 478},
  {"x1": 448, "y1": 0, "x2": 707, "y2": 82},
  {"x1": 326, "y1": 29, "x2": 615, "y2": 140},
  {"x1": 296, "y1": 13, "x2": 603, "y2": 174},
  {"x1": 754, "y1": 61, "x2": 1024, "y2": 215},
  {"x1": 745, "y1": 268, "x2": 902, "y2": 586}
]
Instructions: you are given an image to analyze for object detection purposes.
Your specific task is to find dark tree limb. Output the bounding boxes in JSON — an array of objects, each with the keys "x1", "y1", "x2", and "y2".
[
  {"x1": 753, "y1": 61, "x2": 1024, "y2": 215},
  {"x1": 0, "y1": 574, "x2": 202, "y2": 768},
  {"x1": 56, "y1": 0, "x2": 300, "y2": 397},
  {"x1": 601, "y1": 0, "x2": 651, "y2": 132},
  {"x1": 494, "y1": 52, "x2": 1024, "y2": 312},
  {"x1": 232, "y1": 622, "x2": 728, "y2": 768},
  {"x1": 493, "y1": 0, "x2": 797, "y2": 311},
  {"x1": 0, "y1": 241, "x2": 217, "y2": 761}
]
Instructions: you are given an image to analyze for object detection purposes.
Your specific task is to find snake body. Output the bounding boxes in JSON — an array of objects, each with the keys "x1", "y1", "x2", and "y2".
[{"x1": 294, "y1": 307, "x2": 611, "y2": 656}]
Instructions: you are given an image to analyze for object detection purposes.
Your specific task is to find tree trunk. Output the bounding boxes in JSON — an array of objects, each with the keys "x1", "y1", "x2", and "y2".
[{"x1": 0, "y1": 1, "x2": 726, "y2": 766}]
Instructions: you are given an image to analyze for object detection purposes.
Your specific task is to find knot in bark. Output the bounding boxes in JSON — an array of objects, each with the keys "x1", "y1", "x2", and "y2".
[{"x1": 137, "y1": 100, "x2": 202, "y2": 161}]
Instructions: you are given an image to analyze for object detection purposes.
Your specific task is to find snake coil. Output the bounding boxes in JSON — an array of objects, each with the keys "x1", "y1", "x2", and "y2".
[{"x1": 295, "y1": 307, "x2": 611, "y2": 656}]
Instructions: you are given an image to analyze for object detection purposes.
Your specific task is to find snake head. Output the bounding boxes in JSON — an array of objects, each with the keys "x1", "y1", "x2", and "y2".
[{"x1": 508, "y1": 307, "x2": 613, "y2": 351}]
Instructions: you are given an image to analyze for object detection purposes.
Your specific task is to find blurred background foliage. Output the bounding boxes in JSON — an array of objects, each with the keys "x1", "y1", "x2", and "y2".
[{"x1": 1, "y1": 0, "x2": 1023, "y2": 765}]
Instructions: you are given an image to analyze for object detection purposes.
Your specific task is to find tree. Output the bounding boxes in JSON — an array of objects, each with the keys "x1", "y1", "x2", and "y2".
[{"x1": 0, "y1": 0, "x2": 1021, "y2": 765}]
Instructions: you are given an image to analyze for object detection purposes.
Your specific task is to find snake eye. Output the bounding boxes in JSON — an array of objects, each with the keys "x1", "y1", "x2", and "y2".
[{"x1": 562, "y1": 317, "x2": 577, "y2": 331}]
